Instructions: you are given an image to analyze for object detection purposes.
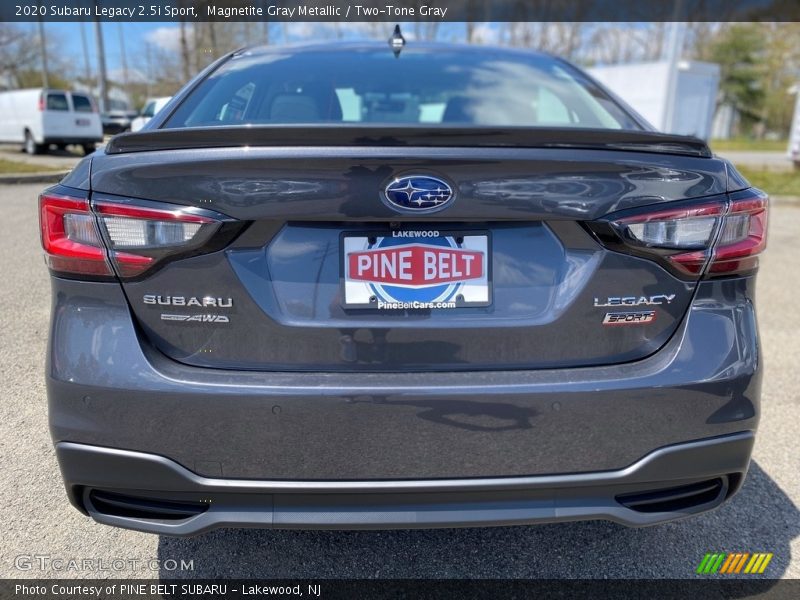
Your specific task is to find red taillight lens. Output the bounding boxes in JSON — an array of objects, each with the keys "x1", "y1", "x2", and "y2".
[
  {"x1": 604, "y1": 189, "x2": 768, "y2": 279},
  {"x1": 37, "y1": 93, "x2": 44, "y2": 112},
  {"x1": 108, "y1": 250, "x2": 155, "y2": 278},
  {"x1": 40, "y1": 191, "x2": 229, "y2": 279},
  {"x1": 39, "y1": 193, "x2": 114, "y2": 276},
  {"x1": 706, "y1": 194, "x2": 768, "y2": 276}
]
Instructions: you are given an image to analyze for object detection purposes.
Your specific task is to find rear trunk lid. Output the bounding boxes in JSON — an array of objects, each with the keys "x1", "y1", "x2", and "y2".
[{"x1": 90, "y1": 127, "x2": 727, "y2": 372}]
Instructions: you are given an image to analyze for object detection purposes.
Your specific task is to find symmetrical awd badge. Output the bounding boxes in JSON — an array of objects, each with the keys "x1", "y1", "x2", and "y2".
[{"x1": 384, "y1": 175, "x2": 454, "y2": 212}]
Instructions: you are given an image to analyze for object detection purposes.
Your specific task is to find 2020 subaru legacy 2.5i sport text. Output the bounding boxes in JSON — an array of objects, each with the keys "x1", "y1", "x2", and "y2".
[{"x1": 41, "y1": 41, "x2": 767, "y2": 536}]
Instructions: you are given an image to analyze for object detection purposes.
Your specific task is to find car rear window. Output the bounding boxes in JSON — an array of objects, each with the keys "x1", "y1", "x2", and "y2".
[
  {"x1": 164, "y1": 47, "x2": 641, "y2": 130},
  {"x1": 72, "y1": 94, "x2": 93, "y2": 113},
  {"x1": 141, "y1": 101, "x2": 156, "y2": 118},
  {"x1": 46, "y1": 92, "x2": 69, "y2": 111}
]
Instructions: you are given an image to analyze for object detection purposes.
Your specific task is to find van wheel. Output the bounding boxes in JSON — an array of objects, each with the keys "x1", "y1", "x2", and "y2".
[
  {"x1": 24, "y1": 131, "x2": 43, "y2": 155},
  {"x1": 81, "y1": 144, "x2": 96, "y2": 156}
]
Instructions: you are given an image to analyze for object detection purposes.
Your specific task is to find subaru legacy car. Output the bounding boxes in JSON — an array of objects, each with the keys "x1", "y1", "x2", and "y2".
[{"x1": 41, "y1": 41, "x2": 766, "y2": 536}]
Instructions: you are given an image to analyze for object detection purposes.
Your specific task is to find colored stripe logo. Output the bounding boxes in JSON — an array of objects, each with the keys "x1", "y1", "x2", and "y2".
[{"x1": 697, "y1": 553, "x2": 773, "y2": 574}]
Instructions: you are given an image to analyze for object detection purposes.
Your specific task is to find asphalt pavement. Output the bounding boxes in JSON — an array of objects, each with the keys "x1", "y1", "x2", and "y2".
[{"x1": 0, "y1": 183, "x2": 797, "y2": 580}]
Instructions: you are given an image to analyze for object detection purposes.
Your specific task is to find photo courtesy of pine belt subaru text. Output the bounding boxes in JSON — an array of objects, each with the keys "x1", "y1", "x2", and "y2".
[{"x1": 41, "y1": 38, "x2": 767, "y2": 536}]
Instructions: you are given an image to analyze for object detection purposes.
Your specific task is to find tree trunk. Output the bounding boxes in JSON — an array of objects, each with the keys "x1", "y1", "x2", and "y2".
[{"x1": 179, "y1": 19, "x2": 191, "y2": 81}]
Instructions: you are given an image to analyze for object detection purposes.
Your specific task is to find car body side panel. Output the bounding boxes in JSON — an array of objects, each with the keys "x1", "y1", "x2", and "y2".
[{"x1": 59, "y1": 159, "x2": 92, "y2": 191}]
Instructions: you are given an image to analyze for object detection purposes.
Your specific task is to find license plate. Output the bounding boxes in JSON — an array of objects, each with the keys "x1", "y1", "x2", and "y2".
[
  {"x1": 75, "y1": 118, "x2": 90, "y2": 127},
  {"x1": 341, "y1": 230, "x2": 491, "y2": 309}
]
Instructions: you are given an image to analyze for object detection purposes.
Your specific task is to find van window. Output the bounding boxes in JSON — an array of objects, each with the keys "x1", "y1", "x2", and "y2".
[
  {"x1": 141, "y1": 101, "x2": 156, "y2": 118},
  {"x1": 46, "y1": 92, "x2": 69, "y2": 111},
  {"x1": 72, "y1": 94, "x2": 94, "y2": 113}
]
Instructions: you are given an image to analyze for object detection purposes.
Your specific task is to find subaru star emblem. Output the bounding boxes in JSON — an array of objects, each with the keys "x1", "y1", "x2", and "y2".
[{"x1": 383, "y1": 175, "x2": 455, "y2": 212}]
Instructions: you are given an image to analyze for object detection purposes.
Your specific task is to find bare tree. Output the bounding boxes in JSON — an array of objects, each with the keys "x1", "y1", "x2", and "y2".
[
  {"x1": 0, "y1": 23, "x2": 71, "y2": 88},
  {"x1": 207, "y1": 22, "x2": 218, "y2": 57},
  {"x1": 179, "y1": 18, "x2": 191, "y2": 81},
  {"x1": 498, "y1": 22, "x2": 585, "y2": 59},
  {"x1": 583, "y1": 23, "x2": 669, "y2": 65},
  {"x1": 0, "y1": 24, "x2": 39, "y2": 85}
]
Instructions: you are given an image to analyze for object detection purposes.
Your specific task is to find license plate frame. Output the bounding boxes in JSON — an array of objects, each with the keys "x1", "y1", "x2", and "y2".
[{"x1": 340, "y1": 229, "x2": 492, "y2": 310}]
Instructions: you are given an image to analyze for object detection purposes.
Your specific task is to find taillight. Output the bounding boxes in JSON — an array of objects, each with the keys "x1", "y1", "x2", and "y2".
[
  {"x1": 705, "y1": 193, "x2": 768, "y2": 276},
  {"x1": 39, "y1": 193, "x2": 113, "y2": 277},
  {"x1": 40, "y1": 189, "x2": 237, "y2": 279},
  {"x1": 37, "y1": 93, "x2": 45, "y2": 112},
  {"x1": 593, "y1": 189, "x2": 768, "y2": 279},
  {"x1": 613, "y1": 202, "x2": 723, "y2": 276},
  {"x1": 94, "y1": 201, "x2": 218, "y2": 277}
]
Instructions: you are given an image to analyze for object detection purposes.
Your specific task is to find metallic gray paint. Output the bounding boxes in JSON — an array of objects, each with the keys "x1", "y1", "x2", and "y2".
[
  {"x1": 47, "y1": 276, "x2": 759, "y2": 481},
  {"x1": 112, "y1": 220, "x2": 695, "y2": 371},
  {"x1": 89, "y1": 146, "x2": 728, "y2": 221},
  {"x1": 85, "y1": 148, "x2": 731, "y2": 371},
  {"x1": 44, "y1": 42, "x2": 764, "y2": 532},
  {"x1": 59, "y1": 155, "x2": 92, "y2": 190}
]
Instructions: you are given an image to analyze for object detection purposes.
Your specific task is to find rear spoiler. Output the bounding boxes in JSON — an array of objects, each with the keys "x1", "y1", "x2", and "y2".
[{"x1": 106, "y1": 125, "x2": 712, "y2": 158}]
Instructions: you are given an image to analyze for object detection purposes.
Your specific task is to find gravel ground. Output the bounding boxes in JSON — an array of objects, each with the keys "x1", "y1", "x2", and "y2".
[{"x1": 0, "y1": 183, "x2": 797, "y2": 580}]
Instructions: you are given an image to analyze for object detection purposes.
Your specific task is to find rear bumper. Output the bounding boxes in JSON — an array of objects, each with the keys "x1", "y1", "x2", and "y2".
[
  {"x1": 47, "y1": 276, "x2": 761, "y2": 532},
  {"x1": 47, "y1": 276, "x2": 761, "y2": 479},
  {"x1": 58, "y1": 432, "x2": 753, "y2": 535}
]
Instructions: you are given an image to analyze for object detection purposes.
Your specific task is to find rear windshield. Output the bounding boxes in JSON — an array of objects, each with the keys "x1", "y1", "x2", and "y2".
[
  {"x1": 71, "y1": 94, "x2": 93, "y2": 113},
  {"x1": 141, "y1": 101, "x2": 156, "y2": 118},
  {"x1": 46, "y1": 92, "x2": 69, "y2": 111},
  {"x1": 165, "y1": 47, "x2": 640, "y2": 130}
]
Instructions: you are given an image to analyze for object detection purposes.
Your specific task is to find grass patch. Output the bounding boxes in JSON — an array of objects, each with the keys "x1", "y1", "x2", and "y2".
[
  {"x1": 0, "y1": 158, "x2": 62, "y2": 174},
  {"x1": 737, "y1": 166, "x2": 800, "y2": 196},
  {"x1": 711, "y1": 138, "x2": 789, "y2": 152},
  {"x1": 0, "y1": 158, "x2": 68, "y2": 175}
]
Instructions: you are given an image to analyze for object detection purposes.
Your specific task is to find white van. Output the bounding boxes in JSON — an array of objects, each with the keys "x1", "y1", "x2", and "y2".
[
  {"x1": 130, "y1": 96, "x2": 172, "y2": 132},
  {"x1": 789, "y1": 87, "x2": 800, "y2": 168},
  {"x1": 0, "y1": 88, "x2": 103, "y2": 155}
]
